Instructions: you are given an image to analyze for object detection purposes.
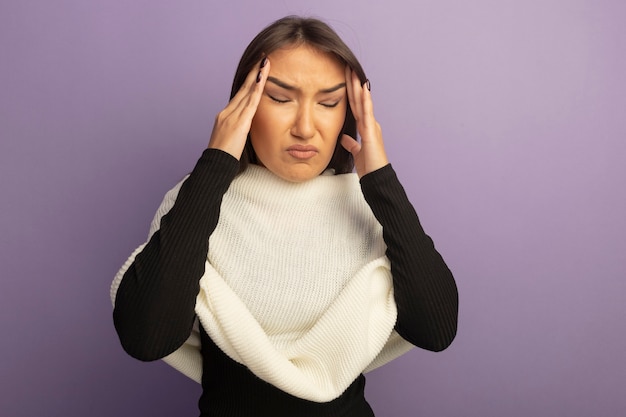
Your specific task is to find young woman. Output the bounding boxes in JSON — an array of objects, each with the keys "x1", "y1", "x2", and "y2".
[{"x1": 111, "y1": 15, "x2": 458, "y2": 417}]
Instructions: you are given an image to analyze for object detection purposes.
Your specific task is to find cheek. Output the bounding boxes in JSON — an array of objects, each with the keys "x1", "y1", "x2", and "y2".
[
  {"x1": 249, "y1": 106, "x2": 282, "y2": 163},
  {"x1": 324, "y1": 106, "x2": 347, "y2": 137},
  {"x1": 250, "y1": 106, "x2": 270, "y2": 140},
  {"x1": 250, "y1": 104, "x2": 292, "y2": 140}
]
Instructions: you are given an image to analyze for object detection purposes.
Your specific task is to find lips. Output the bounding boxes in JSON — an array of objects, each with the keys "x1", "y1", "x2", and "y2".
[{"x1": 286, "y1": 144, "x2": 318, "y2": 160}]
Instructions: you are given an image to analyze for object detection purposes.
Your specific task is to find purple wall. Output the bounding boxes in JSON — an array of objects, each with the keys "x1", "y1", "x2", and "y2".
[{"x1": 1, "y1": 1, "x2": 624, "y2": 416}]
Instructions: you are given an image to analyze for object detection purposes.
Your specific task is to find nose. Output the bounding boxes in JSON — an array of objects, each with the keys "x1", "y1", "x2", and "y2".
[{"x1": 290, "y1": 104, "x2": 315, "y2": 140}]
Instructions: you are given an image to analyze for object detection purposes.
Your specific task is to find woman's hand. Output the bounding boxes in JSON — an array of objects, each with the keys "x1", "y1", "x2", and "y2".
[
  {"x1": 207, "y1": 58, "x2": 270, "y2": 159},
  {"x1": 340, "y1": 67, "x2": 389, "y2": 178}
]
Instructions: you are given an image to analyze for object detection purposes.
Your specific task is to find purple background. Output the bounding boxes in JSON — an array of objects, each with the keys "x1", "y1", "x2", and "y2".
[{"x1": 1, "y1": 0, "x2": 624, "y2": 416}]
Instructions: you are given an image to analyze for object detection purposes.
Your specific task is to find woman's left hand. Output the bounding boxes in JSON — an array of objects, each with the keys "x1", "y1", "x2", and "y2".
[{"x1": 340, "y1": 67, "x2": 389, "y2": 178}]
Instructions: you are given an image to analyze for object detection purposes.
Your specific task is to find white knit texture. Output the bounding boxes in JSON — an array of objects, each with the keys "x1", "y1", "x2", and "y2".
[{"x1": 111, "y1": 166, "x2": 414, "y2": 402}]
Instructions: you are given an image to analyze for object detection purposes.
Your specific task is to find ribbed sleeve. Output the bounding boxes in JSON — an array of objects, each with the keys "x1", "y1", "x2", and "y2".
[
  {"x1": 113, "y1": 148, "x2": 239, "y2": 360},
  {"x1": 360, "y1": 164, "x2": 458, "y2": 351}
]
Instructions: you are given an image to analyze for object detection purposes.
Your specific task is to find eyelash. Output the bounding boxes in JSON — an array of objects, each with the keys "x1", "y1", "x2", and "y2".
[
  {"x1": 268, "y1": 95, "x2": 340, "y2": 108},
  {"x1": 269, "y1": 95, "x2": 289, "y2": 104},
  {"x1": 321, "y1": 101, "x2": 340, "y2": 108}
]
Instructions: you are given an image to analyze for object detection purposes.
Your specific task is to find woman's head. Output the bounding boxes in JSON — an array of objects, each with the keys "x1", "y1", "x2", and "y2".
[{"x1": 231, "y1": 16, "x2": 367, "y2": 178}]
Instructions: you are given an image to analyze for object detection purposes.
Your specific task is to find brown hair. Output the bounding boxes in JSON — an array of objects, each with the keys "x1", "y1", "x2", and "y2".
[{"x1": 231, "y1": 16, "x2": 367, "y2": 174}]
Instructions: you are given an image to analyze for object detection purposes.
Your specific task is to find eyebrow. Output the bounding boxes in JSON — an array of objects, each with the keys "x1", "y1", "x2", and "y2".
[{"x1": 267, "y1": 76, "x2": 346, "y2": 94}]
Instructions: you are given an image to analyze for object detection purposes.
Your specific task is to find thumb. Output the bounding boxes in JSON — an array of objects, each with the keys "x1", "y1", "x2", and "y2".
[{"x1": 340, "y1": 134, "x2": 361, "y2": 156}]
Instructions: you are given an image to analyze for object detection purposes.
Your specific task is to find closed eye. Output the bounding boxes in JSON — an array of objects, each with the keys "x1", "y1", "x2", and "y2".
[
  {"x1": 268, "y1": 94, "x2": 290, "y2": 104},
  {"x1": 268, "y1": 94, "x2": 341, "y2": 108}
]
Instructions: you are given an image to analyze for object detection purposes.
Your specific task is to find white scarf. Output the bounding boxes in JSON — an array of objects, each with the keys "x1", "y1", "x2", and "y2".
[{"x1": 112, "y1": 166, "x2": 413, "y2": 402}]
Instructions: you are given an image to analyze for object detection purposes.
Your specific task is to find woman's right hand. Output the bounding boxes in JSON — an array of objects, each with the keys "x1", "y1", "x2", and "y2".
[{"x1": 207, "y1": 57, "x2": 270, "y2": 159}]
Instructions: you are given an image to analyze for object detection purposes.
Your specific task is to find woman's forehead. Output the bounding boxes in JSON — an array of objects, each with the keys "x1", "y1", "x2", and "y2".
[{"x1": 267, "y1": 45, "x2": 345, "y2": 89}]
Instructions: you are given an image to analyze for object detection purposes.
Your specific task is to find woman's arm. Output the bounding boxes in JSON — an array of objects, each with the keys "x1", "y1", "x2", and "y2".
[
  {"x1": 113, "y1": 58, "x2": 271, "y2": 361},
  {"x1": 113, "y1": 148, "x2": 239, "y2": 361},
  {"x1": 361, "y1": 165, "x2": 458, "y2": 352},
  {"x1": 341, "y1": 68, "x2": 457, "y2": 351}
]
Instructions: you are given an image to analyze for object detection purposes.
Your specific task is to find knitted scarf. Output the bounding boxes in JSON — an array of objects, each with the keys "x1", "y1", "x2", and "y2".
[{"x1": 112, "y1": 166, "x2": 413, "y2": 402}]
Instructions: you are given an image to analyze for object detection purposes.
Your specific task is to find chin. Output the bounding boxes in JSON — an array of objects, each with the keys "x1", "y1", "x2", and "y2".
[
  {"x1": 279, "y1": 172, "x2": 315, "y2": 183},
  {"x1": 276, "y1": 165, "x2": 323, "y2": 183}
]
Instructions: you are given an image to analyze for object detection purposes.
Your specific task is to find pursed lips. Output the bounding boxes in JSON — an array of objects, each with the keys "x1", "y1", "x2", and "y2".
[{"x1": 286, "y1": 144, "x2": 318, "y2": 159}]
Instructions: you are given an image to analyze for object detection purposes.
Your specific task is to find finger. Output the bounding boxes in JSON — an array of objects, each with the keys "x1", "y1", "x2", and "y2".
[
  {"x1": 345, "y1": 66, "x2": 366, "y2": 124},
  {"x1": 227, "y1": 63, "x2": 259, "y2": 109},
  {"x1": 208, "y1": 58, "x2": 269, "y2": 155},
  {"x1": 340, "y1": 134, "x2": 361, "y2": 156},
  {"x1": 345, "y1": 66, "x2": 357, "y2": 119},
  {"x1": 237, "y1": 59, "x2": 270, "y2": 121},
  {"x1": 227, "y1": 58, "x2": 269, "y2": 117},
  {"x1": 359, "y1": 79, "x2": 376, "y2": 131},
  {"x1": 349, "y1": 70, "x2": 365, "y2": 122}
]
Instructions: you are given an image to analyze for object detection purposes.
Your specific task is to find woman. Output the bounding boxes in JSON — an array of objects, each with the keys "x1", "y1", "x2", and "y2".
[{"x1": 111, "y1": 15, "x2": 458, "y2": 416}]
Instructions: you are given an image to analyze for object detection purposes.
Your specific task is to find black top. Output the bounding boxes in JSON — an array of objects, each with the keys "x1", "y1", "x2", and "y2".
[{"x1": 113, "y1": 148, "x2": 458, "y2": 416}]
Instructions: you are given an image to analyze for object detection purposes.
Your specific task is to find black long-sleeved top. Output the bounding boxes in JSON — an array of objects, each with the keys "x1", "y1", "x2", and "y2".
[{"x1": 113, "y1": 148, "x2": 458, "y2": 416}]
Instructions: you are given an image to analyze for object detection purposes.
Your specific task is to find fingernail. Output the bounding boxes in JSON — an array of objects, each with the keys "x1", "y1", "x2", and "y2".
[
  {"x1": 260, "y1": 57, "x2": 268, "y2": 68},
  {"x1": 365, "y1": 79, "x2": 371, "y2": 91},
  {"x1": 256, "y1": 70, "x2": 262, "y2": 83}
]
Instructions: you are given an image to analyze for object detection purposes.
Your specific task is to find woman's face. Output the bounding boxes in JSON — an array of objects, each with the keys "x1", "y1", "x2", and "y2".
[{"x1": 249, "y1": 44, "x2": 347, "y2": 182}]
